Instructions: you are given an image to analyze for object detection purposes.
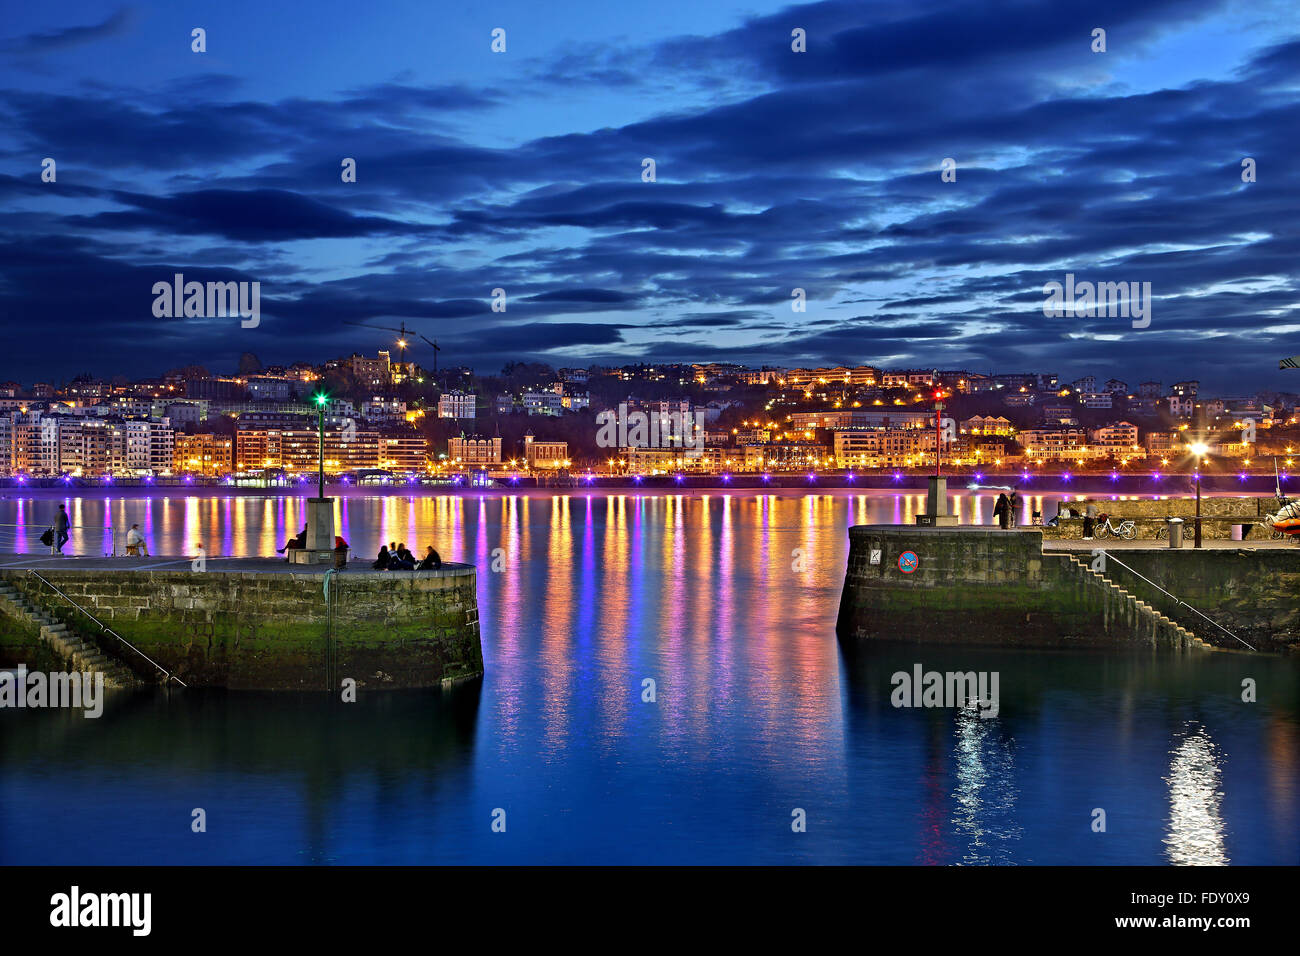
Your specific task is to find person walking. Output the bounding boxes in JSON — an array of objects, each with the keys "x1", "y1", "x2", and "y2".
[
  {"x1": 994, "y1": 493, "x2": 1010, "y2": 530},
  {"x1": 55, "y1": 504, "x2": 70, "y2": 554},
  {"x1": 125, "y1": 523, "x2": 150, "y2": 557}
]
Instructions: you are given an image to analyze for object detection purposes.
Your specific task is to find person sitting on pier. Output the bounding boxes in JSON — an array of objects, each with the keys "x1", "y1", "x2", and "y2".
[
  {"x1": 125, "y1": 523, "x2": 150, "y2": 557},
  {"x1": 277, "y1": 526, "x2": 308, "y2": 557},
  {"x1": 373, "y1": 545, "x2": 391, "y2": 570},
  {"x1": 417, "y1": 546, "x2": 442, "y2": 571},
  {"x1": 391, "y1": 544, "x2": 416, "y2": 570}
]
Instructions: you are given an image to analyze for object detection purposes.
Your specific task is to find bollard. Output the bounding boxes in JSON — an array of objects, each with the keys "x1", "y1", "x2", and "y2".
[{"x1": 1167, "y1": 517, "x2": 1184, "y2": 549}]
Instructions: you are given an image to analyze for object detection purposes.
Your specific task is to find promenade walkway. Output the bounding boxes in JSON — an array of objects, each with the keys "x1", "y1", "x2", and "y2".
[
  {"x1": 1045, "y1": 538, "x2": 1298, "y2": 552},
  {"x1": 0, "y1": 555, "x2": 474, "y2": 576}
]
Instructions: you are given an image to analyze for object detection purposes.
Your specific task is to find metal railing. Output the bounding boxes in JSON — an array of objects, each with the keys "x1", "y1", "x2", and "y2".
[
  {"x1": 23, "y1": 569, "x2": 188, "y2": 686},
  {"x1": 1094, "y1": 551, "x2": 1256, "y2": 652}
]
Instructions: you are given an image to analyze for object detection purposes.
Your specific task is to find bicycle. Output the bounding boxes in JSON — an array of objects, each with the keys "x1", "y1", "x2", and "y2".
[{"x1": 1094, "y1": 513, "x2": 1137, "y2": 540}]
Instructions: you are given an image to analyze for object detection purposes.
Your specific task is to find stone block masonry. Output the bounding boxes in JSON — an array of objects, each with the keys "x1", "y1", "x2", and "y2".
[
  {"x1": 0, "y1": 563, "x2": 484, "y2": 691},
  {"x1": 1093, "y1": 549, "x2": 1300, "y2": 652},
  {"x1": 836, "y1": 526, "x2": 1209, "y2": 650}
]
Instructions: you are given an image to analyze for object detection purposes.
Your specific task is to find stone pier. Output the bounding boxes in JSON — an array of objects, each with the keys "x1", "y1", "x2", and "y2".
[
  {"x1": 0, "y1": 556, "x2": 484, "y2": 690},
  {"x1": 836, "y1": 526, "x2": 1212, "y2": 650}
]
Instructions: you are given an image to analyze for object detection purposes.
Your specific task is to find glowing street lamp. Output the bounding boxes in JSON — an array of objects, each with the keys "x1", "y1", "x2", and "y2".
[
  {"x1": 1189, "y1": 441, "x2": 1209, "y2": 547},
  {"x1": 312, "y1": 391, "x2": 330, "y2": 499}
]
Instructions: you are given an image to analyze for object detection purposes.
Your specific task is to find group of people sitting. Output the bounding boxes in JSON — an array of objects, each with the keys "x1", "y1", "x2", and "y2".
[
  {"x1": 272, "y1": 529, "x2": 441, "y2": 569},
  {"x1": 373, "y1": 541, "x2": 442, "y2": 571}
]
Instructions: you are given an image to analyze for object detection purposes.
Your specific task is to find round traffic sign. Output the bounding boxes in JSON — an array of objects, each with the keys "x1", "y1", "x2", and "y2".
[{"x1": 898, "y1": 551, "x2": 918, "y2": 573}]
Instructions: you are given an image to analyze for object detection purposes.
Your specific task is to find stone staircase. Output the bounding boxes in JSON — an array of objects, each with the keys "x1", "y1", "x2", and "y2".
[
  {"x1": 1055, "y1": 553, "x2": 1211, "y2": 650},
  {"x1": 0, "y1": 581, "x2": 140, "y2": 687}
]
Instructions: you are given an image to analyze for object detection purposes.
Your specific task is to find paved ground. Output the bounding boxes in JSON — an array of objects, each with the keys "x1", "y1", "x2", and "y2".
[
  {"x1": 0, "y1": 554, "x2": 474, "y2": 575},
  {"x1": 1045, "y1": 537, "x2": 1299, "y2": 551}
]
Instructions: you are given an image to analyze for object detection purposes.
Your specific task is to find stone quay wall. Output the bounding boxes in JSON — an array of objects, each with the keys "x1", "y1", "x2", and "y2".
[
  {"x1": 1093, "y1": 549, "x2": 1300, "y2": 651},
  {"x1": 0, "y1": 565, "x2": 483, "y2": 690},
  {"x1": 836, "y1": 526, "x2": 1206, "y2": 650}
]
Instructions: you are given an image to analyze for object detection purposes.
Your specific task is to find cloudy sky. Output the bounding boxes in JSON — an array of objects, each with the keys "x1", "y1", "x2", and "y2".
[{"x1": 1, "y1": 0, "x2": 1297, "y2": 391}]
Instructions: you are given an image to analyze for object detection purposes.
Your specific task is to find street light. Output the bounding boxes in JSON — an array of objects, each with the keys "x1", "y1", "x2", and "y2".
[
  {"x1": 1190, "y1": 441, "x2": 1209, "y2": 547},
  {"x1": 313, "y1": 391, "x2": 330, "y2": 499}
]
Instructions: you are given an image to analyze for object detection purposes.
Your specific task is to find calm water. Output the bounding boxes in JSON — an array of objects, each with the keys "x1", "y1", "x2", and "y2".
[{"x1": 1, "y1": 490, "x2": 1297, "y2": 864}]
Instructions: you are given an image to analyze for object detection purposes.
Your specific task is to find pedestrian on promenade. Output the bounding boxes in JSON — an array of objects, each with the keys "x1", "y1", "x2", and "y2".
[
  {"x1": 1008, "y1": 488, "x2": 1020, "y2": 528},
  {"x1": 373, "y1": 545, "x2": 391, "y2": 570},
  {"x1": 125, "y1": 523, "x2": 150, "y2": 557},
  {"x1": 417, "y1": 546, "x2": 442, "y2": 571},
  {"x1": 994, "y1": 493, "x2": 1011, "y2": 529},
  {"x1": 55, "y1": 505, "x2": 70, "y2": 553},
  {"x1": 1083, "y1": 503, "x2": 1098, "y2": 540}
]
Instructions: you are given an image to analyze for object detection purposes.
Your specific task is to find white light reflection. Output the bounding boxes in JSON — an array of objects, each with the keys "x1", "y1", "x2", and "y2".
[
  {"x1": 1164, "y1": 722, "x2": 1228, "y2": 865},
  {"x1": 950, "y1": 708, "x2": 1021, "y2": 864}
]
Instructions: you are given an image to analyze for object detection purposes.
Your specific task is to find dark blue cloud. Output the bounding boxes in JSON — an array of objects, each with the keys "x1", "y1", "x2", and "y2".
[{"x1": 0, "y1": 0, "x2": 1296, "y2": 390}]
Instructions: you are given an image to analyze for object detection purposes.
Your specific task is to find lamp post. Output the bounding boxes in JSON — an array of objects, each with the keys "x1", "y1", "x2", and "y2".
[
  {"x1": 933, "y1": 393, "x2": 945, "y2": 477},
  {"x1": 293, "y1": 390, "x2": 337, "y2": 564},
  {"x1": 1190, "y1": 441, "x2": 1208, "y2": 548},
  {"x1": 313, "y1": 391, "x2": 329, "y2": 499}
]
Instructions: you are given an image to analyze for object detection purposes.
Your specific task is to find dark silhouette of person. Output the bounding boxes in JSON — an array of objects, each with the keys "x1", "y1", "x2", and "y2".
[
  {"x1": 417, "y1": 546, "x2": 442, "y2": 571},
  {"x1": 55, "y1": 504, "x2": 70, "y2": 553},
  {"x1": 373, "y1": 545, "x2": 390, "y2": 570},
  {"x1": 994, "y1": 493, "x2": 1010, "y2": 529},
  {"x1": 278, "y1": 526, "x2": 307, "y2": 556}
]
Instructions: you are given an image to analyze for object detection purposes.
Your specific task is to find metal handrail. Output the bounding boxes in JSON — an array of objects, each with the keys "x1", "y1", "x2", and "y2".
[
  {"x1": 1094, "y1": 551, "x2": 1256, "y2": 652},
  {"x1": 24, "y1": 569, "x2": 187, "y2": 686}
]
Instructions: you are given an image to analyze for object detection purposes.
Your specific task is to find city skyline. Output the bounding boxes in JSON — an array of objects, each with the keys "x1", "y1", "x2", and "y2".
[{"x1": 1, "y1": 1, "x2": 1298, "y2": 391}]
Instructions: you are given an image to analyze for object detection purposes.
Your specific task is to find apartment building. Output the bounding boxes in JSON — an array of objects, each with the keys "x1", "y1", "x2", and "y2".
[
  {"x1": 174, "y1": 433, "x2": 234, "y2": 476},
  {"x1": 523, "y1": 433, "x2": 568, "y2": 469},
  {"x1": 1017, "y1": 428, "x2": 1105, "y2": 460},
  {"x1": 448, "y1": 435, "x2": 503, "y2": 465},
  {"x1": 1089, "y1": 422, "x2": 1139, "y2": 449},
  {"x1": 437, "y1": 390, "x2": 477, "y2": 420}
]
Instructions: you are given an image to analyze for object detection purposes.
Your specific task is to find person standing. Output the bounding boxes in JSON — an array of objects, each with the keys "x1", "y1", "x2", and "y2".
[
  {"x1": 1008, "y1": 488, "x2": 1020, "y2": 528},
  {"x1": 994, "y1": 493, "x2": 1010, "y2": 530},
  {"x1": 55, "y1": 504, "x2": 70, "y2": 554}
]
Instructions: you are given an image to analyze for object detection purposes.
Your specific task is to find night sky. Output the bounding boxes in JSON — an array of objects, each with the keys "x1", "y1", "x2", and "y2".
[{"x1": 1, "y1": 0, "x2": 1297, "y2": 391}]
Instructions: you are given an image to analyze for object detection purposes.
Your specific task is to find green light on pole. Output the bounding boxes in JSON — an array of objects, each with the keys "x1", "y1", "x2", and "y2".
[{"x1": 313, "y1": 392, "x2": 329, "y2": 499}]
